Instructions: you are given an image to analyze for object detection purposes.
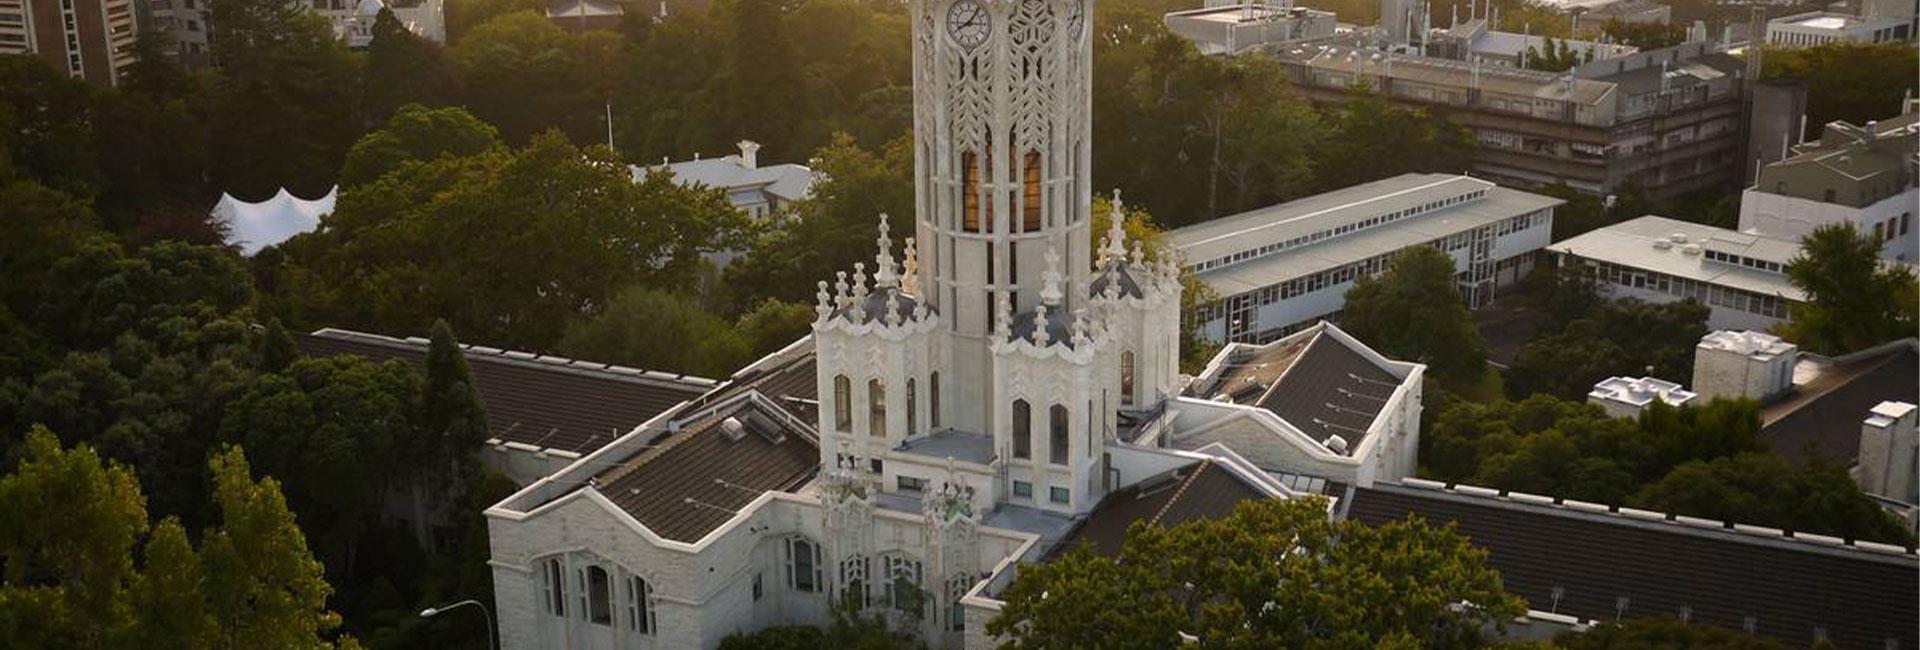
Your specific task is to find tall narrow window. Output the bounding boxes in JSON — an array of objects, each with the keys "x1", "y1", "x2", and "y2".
[
  {"x1": 1022, "y1": 151, "x2": 1042, "y2": 231},
  {"x1": 946, "y1": 574, "x2": 970, "y2": 632},
  {"x1": 962, "y1": 151, "x2": 982, "y2": 232},
  {"x1": 868, "y1": 379, "x2": 887, "y2": 438},
  {"x1": 788, "y1": 538, "x2": 821, "y2": 592},
  {"x1": 1049, "y1": 404, "x2": 1069, "y2": 465},
  {"x1": 841, "y1": 555, "x2": 871, "y2": 609},
  {"x1": 587, "y1": 566, "x2": 612, "y2": 626},
  {"x1": 1012, "y1": 399, "x2": 1031, "y2": 459},
  {"x1": 541, "y1": 558, "x2": 565, "y2": 616},
  {"x1": 906, "y1": 378, "x2": 918, "y2": 436},
  {"x1": 624, "y1": 575, "x2": 654, "y2": 634},
  {"x1": 834, "y1": 375, "x2": 852, "y2": 432},
  {"x1": 1120, "y1": 350, "x2": 1136, "y2": 406},
  {"x1": 930, "y1": 372, "x2": 942, "y2": 429}
]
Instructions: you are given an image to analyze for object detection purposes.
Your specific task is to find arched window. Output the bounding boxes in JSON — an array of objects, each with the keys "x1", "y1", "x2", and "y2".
[
  {"x1": 868, "y1": 379, "x2": 887, "y2": 438},
  {"x1": 1022, "y1": 151, "x2": 1042, "y2": 231},
  {"x1": 539, "y1": 557, "x2": 566, "y2": 616},
  {"x1": 1049, "y1": 404, "x2": 1069, "y2": 465},
  {"x1": 1011, "y1": 399, "x2": 1031, "y2": 459},
  {"x1": 834, "y1": 375, "x2": 852, "y2": 432},
  {"x1": 946, "y1": 573, "x2": 971, "y2": 632},
  {"x1": 962, "y1": 151, "x2": 982, "y2": 232},
  {"x1": 1120, "y1": 350, "x2": 1136, "y2": 406},
  {"x1": 786, "y1": 537, "x2": 822, "y2": 593},
  {"x1": 841, "y1": 555, "x2": 871, "y2": 609},
  {"x1": 624, "y1": 574, "x2": 654, "y2": 634},
  {"x1": 930, "y1": 372, "x2": 942, "y2": 429},
  {"x1": 586, "y1": 565, "x2": 613, "y2": 626},
  {"x1": 885, "y1": 555, "x2": 924, "y2": 613},
  {"x1": 906, "y1": 378, "x2": 918, "y2": 436}
]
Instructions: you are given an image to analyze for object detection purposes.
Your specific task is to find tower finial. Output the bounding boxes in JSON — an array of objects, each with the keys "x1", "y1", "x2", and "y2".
[
  {"x1": 874, "y1": 214, "x2": 898, "y2": 288},
  {"x1": 901, "y1": 237, "x2": 920, "y2": 295},
  {"x1": 1040, "y1": 246, "x2": 1064, "y2": 306},
  {"x1": 1101, "y1": 189, "x2": 1128, "y2": 264}
]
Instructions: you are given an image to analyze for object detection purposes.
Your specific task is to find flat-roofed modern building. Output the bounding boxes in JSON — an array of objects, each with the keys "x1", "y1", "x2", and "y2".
[
  {"x1": 0, "y1": 0, "x2": 138, "y2": 84},
  {"x1": 1547, "y1": 215, "x2": 1804, "y2": 331},
  {"x1": 1766, "y1": 10, "x2": 1913, "y2": 45},
  {"x1": 1173, "y1": 173, "x2": 1560, "y2": 344},
  {"x1": 1267, "y1": 38, "x2": 1749, "y2": 198},
  {"x1": 1163, "y1": 1, "x2": 1336, "y2": 55}
]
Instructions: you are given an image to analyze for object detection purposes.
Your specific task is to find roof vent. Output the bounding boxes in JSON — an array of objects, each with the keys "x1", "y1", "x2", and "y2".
[
  {"x1": 1652, "y1": 239, "x2": 1673, "y2": 250},
  {"x1": 721, "y1": 416, "x2": 746, "y2": 442},
  {"x1": 1325, "y1": 434, "x2": 1349, "y2": 453},
  {"x1": 1669, "y1": 232, "x2": 1688, "y2": 243},
  {"x1": 1680, "y1": 243, "x2": 1703, "y2": 256}
]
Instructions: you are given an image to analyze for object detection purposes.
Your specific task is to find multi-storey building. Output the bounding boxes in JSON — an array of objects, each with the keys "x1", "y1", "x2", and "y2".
[
  {"x1": 143, "y1": 0, "x2": 208, "y2": 64},
  {"x1": 1267, "y1": 38, "x2": 1749, "y2": 198},
  {"x1": 1740, "y1": 106, "x2": 1918, "y2": 262},
  {"x1": 1172, "y1": 173, "x2": 1560, "y2": 344},
  {"x1": 0, "y1": 0, "x2": 138, "y2": 84}
]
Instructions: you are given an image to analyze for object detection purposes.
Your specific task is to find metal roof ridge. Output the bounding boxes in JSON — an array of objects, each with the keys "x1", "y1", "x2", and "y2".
[
  {"x1": 307, "y1": 326, "x2": 718, "y2": 388},
  {"x1": 1182, "y1": 175, "x2": 1481, "y2": 249},
  {"x1": 1146, "y1": 459, "x2": 1213, "y2": 527},
  {"x1": 1385, "y1": 478, "x2": 1920, "y2": 560}
]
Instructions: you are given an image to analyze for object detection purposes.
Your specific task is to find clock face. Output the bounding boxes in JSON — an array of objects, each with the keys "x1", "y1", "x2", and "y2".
[{"x1": 947, "y1": 0, "x2": 990, "y2": 49}]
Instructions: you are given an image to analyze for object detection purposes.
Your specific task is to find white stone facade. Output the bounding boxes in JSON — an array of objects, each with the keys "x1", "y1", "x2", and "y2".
[{"x1": 1738, "y1": 187, "x2": 1918, "y2": 263}]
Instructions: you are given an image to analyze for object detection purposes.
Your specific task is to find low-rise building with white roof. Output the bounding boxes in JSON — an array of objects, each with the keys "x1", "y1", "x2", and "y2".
[
  {"x1": 1739, "y1": 108, "x2": 1918, "y2": 262},
  {"x1": 1172, "y1": 173, "x2": 1560, "y2": 344},
  {"x1": 1588, "y1": 375, "x2": 1697, "y2": 418},
  {"x1": 1163, "y1": 1, "x2": 1337, "y2": 55},
  {"x1": 1766, "y1": 10, "x2": 1913, "y2": 46},
  {"x1": 633, "y1": 140, "x2": 817, "y2": 221},
  {"x1": 1547, "y1": 215, "x2": 1804, "y2": 332}
]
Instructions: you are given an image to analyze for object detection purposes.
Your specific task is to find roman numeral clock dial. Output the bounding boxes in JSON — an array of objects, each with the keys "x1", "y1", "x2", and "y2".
[{"x1": 946, "y1": 0, "x2": 990, "y2": 49}]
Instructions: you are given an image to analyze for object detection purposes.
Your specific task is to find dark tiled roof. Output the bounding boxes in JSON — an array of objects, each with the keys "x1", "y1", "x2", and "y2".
[
  {"x1": 685, "y1": 342, "x2": 819, "y2": 423},
  {"x1": 296, "y1": 329, "x2": 713, "y2": 454},
  {"x1": 1050, "y1": 460, "x2": 1269, "y2": 558},
  {"x1": 1255, "y1": 331, "x2": 1399, "y2": 452},
  {"x1": 1346, "y1": 484, "x2": 1919, "y2": 649},
  {"x1": 594, "y1": 400, "x2": 818, "y2": 543},
  {"x1": 1764, "y1": 346, "x2": 1918, "y2": 463},
  {"x1": 1090, "y1": 262, "x2": 1144, "y2": 300}
]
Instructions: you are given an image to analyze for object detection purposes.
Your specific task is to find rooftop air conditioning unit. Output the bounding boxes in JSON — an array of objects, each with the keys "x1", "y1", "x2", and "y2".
[
  {"x1": 721, "y1": 416, "x2": 747, "y2": 442},
  {"x1": 1652, "y1": 239, "x2": 1673, "y2": 250},
  {"x1": 1680, "y1": 243, "x2": 1703, "y2": 256}
]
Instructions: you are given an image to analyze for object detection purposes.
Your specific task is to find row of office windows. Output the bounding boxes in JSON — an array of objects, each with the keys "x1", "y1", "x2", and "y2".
[
  {"x1": 1702, "y1": 248, "x2": 1786, "y2": 274},
  {"x1": 1010, "y1": 479, "x2": 1071, "y2": 504},
  {"x1": 1187, "y1": 189, "x2": 1492, "y2": 273},
  {"x1": 1193, "y1": 210, "x2": 1547, "y2": 323},
  {"x1": 1578, "y1": 260, "x2": 1791, "y2": 318}
]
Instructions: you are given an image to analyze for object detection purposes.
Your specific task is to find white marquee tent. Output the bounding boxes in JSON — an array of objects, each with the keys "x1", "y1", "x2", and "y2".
[{"x1": 212, "y1": 187, "x2": 336, "y2": 256}]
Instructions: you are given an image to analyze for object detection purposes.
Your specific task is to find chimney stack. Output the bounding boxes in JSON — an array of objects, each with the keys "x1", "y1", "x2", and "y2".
[{"x1": 737, "y1": 140, "x2": 761, "y2": 169}]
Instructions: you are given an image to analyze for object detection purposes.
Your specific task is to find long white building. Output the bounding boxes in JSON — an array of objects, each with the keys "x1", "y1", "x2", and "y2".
[
  {"x1": 1547, "y1": 215, "x2": 1805, "y2": 331},
  {"x1": 1172, "y1": 173, "x2": 1560, "y2": 344}
]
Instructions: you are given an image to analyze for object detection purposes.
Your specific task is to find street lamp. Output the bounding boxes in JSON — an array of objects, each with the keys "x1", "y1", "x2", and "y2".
[{"x1": 419, "y1": 599, "x2": 496, "y2": 650}]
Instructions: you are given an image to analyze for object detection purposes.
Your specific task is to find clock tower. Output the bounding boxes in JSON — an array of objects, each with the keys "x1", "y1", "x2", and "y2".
[{"x1": 910, "y1": 0, "x2": 1094, "y2": 434}]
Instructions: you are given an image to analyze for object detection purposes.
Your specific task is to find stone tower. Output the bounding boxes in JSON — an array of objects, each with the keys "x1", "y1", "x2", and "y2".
[{"x1": 909, "y1": 0, "x2": 1096, "y2": 434}]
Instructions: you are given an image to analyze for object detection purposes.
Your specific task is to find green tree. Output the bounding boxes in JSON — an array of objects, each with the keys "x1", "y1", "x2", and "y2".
[
  {"x1": 0, "y1": 428, "x2": 354, "y2": 648},
  {"x1": 735, "y1": 299, "x2": 819, "y2": 360},
  {"x1": 218, "y1": 355, "x2": 420, "y2": 578},
  {"x1": 0, "y1": 426, "x2": 148, "y2": 647},
  {"x1": 990, "y1": 497, "x2": 1524, "y2": 649},
  {"x1": 361, "y1": 9, "x2": 457, "y2": 127},
  {"x1": 420, "y1": 319, "x2": 488, "y2": 487},
  {"x1": 1506, "y1": 297, "x2": 1709, "y2": 400},
  {"x1": 558, "y1": 286, "x2": 753, "y2": 378},
  {"x1": 726, "y1": 133, "x2": 913, "y2": 310},
  {"x1": 257, "y1": 318, "x2": 301, "y2": 374},
  {"x1": 1761, "y1": 42, "x2": 1919, "y2": 130},
  {"x1": 1317, "y1": 89, "x2": 1476, "y2": 194},
  {"x1": 1631, "y1": 453, "x2": 1916, "y2": 546},
  {"x1": 200, "y1": 445, "x2": 353, "y2": 648},
  {"x1": 268, "y1": 132, "x2": 748, "y2": 349},
  {"x1": 1341, "y1": 246, "x2": 1487, "y2": 380},
  {"x1": 207, "y1": 0, "x2": 359, "y2": 200},
  {"x1": 1778, "y1": 223, "x2": 1918, "y2": 354},
  {"x1": 445, "y1": 0, "x2": 543, "y2": 43},
  {"x1": 339, "y1": 104, "x2": 502, "y2": 188},
  {"x1": 449, "y1": 11, "x2": 609, "y2": 144}
]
